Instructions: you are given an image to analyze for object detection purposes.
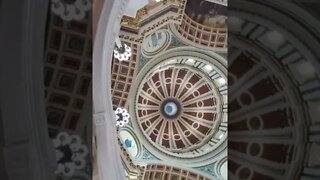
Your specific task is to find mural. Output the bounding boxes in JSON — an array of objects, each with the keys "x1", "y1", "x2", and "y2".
[
  {"x1": 185, "y1": 0, "x2": 227, "y2": 28},
  {"x1": 119, "y1": 130, "x2": 139, "y2": 157}
]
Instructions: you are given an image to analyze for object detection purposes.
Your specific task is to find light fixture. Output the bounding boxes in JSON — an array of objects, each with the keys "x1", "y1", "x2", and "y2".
[
  {"x1": 187, "y1": 58, "x2": 195, "y2": 65},
  {"x1": 217, "y1": 77, "x2": 226, "y2": 86},
  {"x1": 51, "y1": 0, "x2": 91, "y2": 21},
  {"x1": 219, "y1": 133, "x2": 224, "y2": 139},
  {"x1": 53, "y1": 132, "x2": 88, "y2": 176},
  {"x1": 115, "y1": 107, "x2": 130, "y2": 127},
  {"x1": 266, "y1": 30, "x2": 285, "y2": 45},
  {"x1": 204, "y1": 64, "x2": 213, "y2": 72},
  {"x1": 113, "y1": 43, "x2": 132, "y2": 61},
  {"x1": 113, "y1": 37, "x2": 132, "y2": 61}
]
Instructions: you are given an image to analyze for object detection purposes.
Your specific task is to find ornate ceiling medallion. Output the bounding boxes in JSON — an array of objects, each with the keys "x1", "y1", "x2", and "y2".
[
  {"x1": 160, "y1": 98, "x2": 182, "y2": 119},
  {"x1": 53, "y1": 132, "x2": 88, "y2": 176},
  {"x1": 51, "y1": 0, "x2": 91, "y2": 21},
  {"x1": 132, "y1": 55, "x2": 227, "y2": 158}
]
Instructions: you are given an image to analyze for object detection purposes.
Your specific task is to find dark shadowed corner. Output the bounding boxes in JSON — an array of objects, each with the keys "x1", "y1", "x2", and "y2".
[
  {"x1": 0, "y1": 0, "x2": 92, "y2": 180},
  {"x1": 228, "y1": 0, "x2": 320, "y2": 179}
]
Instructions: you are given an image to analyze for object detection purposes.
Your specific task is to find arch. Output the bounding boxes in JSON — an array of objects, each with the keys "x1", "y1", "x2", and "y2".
[{"x1": 92, "y1": 0, "x2": 129, "y2": 179}]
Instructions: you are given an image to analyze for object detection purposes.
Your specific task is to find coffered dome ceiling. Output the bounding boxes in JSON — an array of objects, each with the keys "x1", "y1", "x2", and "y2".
[
  {"x1": 108, "y1": 0, "x2": 228, "y2": 179},
  {"x1": 134, "y1": 56, "x2": 226, "y2": 157}
]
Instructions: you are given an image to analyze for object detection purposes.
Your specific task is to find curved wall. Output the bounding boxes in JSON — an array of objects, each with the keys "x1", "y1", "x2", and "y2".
[
  {"x1": 92, "y1": 0, "x2": 129, "y2": 179},
  {"x1": 0, "y1": 0, "x2": 56, "y2": 179}
]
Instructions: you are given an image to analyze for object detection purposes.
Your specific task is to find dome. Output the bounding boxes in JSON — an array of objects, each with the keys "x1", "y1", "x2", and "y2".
[
  {"x1": 130, "y1": 51, "x2": 227, "y2": 159},
  {"x1": 136, "y1": 64, "x2": 220, "y2": 152}
]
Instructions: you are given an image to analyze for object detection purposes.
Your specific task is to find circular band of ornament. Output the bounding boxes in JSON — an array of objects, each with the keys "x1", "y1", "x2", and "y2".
[{"x1": 131, "y1": 51, "x2": 227, "y2": 159}]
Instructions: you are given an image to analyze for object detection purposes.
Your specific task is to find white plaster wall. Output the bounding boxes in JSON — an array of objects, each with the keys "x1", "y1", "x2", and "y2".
[
  {"x1": 92, "y1": 0, "x2": 130, "y2": 179},
  {"x1": 0, "y1": 0, "x2": 56, "y2": 179}
]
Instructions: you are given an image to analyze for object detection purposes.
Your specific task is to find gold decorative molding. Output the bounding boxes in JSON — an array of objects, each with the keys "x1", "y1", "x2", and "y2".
[{"x1": 119, "y1": 0, "x2": 186, "y2": 44}]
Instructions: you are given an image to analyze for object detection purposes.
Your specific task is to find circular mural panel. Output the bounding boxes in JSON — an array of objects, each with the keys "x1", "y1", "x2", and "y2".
[
  {"x1": 132, "y1": 54, "x2": 227, "y2": 158},
  {"x1": 142, "y1": 29, "x2": 171, "y2": 58},
  {"x1": 119, "y1": 130, "x2": 139, "y2": 157}
]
